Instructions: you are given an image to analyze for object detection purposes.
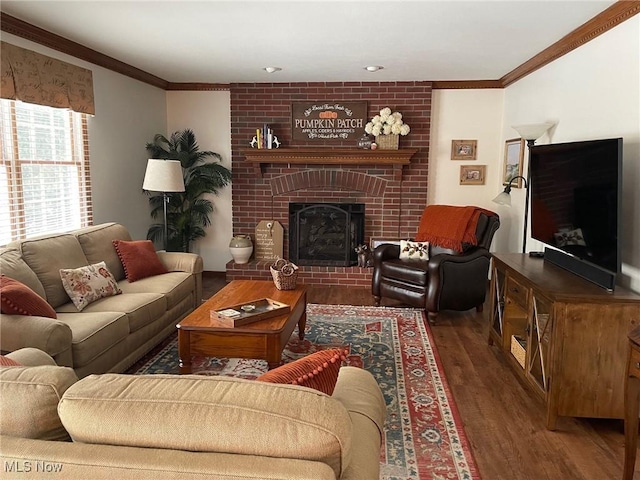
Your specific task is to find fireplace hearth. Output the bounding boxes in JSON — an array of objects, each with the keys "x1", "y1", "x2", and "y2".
[{"x1": 289, "y1": 203, "x2": 364, "y2": 267}]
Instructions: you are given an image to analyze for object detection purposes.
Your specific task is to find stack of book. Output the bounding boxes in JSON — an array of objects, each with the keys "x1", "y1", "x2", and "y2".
[{"x1": 256, "y1": 123, "x2": 274, "y2": 149}]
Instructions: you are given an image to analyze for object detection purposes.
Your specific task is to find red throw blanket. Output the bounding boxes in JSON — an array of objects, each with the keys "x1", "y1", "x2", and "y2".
[{"x1": 414, "y1": 205, "x2": 497, "y2": 252}]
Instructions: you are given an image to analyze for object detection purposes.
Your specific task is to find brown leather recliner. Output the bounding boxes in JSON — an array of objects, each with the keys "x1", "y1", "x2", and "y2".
[{"x1": 372, "y1": 212, "x2": 500, "y2": 324}]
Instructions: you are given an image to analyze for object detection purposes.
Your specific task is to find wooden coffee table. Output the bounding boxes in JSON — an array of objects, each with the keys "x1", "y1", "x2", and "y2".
[{"x1": 177, "y1": 280, "x2": 307, "y2": 374}]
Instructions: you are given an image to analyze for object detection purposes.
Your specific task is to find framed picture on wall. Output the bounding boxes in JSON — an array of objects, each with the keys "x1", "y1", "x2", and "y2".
[
  {"x1": 451, "y1": 139, "x2": 477, "y2": 160},
  {"x1": 460, "y1": 165, "x2": 486, "y2": 185},
  {"x1": 503, "y1": 138, "x2": 525, "y2": 188}
]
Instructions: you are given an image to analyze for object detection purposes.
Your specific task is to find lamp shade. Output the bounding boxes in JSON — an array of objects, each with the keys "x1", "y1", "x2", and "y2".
[
  {"x1": 492, "y1": 191, "x2": 512, "y2": 206},
  {"x1": 512, "y1": 123, "x2": 555, "y2": 141},
  {"x1": 142, "y1": 159, "x2": 185, "y2": 192}
]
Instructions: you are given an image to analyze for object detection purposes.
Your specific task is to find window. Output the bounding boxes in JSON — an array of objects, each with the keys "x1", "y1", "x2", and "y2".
[{"x1": 0, "y1": 100, "x2": 92, "y2": 245}]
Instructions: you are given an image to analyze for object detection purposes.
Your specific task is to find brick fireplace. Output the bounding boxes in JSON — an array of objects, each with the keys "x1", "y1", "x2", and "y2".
[{"x1": 227, "y1": 81, "x2": 432, "y2": 287}]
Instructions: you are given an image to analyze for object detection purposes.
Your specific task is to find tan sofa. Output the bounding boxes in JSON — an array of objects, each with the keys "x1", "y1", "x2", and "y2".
[
  {"x1": 0, "y1": 223, "x2": 203, "y2": 378},
  {"x1": 0, "y1": 348, "x2": 386, "y2": 480}
]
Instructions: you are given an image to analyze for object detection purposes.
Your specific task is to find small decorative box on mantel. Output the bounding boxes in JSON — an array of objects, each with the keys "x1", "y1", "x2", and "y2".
[{"x1": 375, "y1": 134, "x2": 400, "y2": 150}]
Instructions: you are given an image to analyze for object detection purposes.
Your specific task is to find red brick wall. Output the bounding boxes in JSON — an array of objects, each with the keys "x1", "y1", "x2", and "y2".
[{"x1": 228, "y1": 82, "x2": 432, "y2": 286}]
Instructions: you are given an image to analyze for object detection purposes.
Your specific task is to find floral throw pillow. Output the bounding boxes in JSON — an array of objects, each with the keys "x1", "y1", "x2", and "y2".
[
  {"x1": 60, "y1": 262, "x2": 122, "y2": 311},
  {"x1": 399, "y1": 240, "x2": 430, "y2": 260}
]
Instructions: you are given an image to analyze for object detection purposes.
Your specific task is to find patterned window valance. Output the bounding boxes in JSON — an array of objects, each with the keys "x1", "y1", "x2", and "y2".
[{"x1": 1, "y1": 42, "x2": 95, "y2": 115}]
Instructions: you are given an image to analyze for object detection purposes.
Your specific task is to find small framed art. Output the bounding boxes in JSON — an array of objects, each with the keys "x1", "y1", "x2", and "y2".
[
  {"x1": 460, "y1": 165, "x2": 486, "y2": 185},
  {"x1": 503, "y1": 138, "x2": 525, "y2": 188},
  {"x1": 451, "y1": 140, "x2": 477, "y2": 160}
]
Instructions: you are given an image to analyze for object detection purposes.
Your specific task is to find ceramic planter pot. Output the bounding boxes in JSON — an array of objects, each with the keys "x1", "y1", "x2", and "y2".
[{"x1": 229, "y1": 235, "x2": 253, "y2": 264}]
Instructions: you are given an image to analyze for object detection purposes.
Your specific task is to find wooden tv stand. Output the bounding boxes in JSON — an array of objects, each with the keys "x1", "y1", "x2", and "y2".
[{"x1": 488, "y1": 253, "x2": 640, "y2": 430}]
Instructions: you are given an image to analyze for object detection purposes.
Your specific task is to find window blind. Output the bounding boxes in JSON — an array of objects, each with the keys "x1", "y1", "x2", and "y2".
[{"x1": 0, "y1": 99, "x2": 92, "y2": 245}]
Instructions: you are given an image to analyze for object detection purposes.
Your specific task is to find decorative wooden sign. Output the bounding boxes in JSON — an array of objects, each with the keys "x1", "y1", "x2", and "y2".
[
  {"x1": 291, "y1": 101, "x2": 367, "y2": 143},
  {"x1": 254, "y1": 220, "x2": 284, "y2": 260}
]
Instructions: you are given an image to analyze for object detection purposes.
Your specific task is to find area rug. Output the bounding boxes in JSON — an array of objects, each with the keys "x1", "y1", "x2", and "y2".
[{"x1": 127, "y1": 304, "x2": 481, "y2": 480}]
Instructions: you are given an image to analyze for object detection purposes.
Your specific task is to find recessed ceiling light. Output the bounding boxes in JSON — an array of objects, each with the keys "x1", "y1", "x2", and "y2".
[
  {"x1": 263, "y1": 67, "x2": 282, "y2": 74},
  {"x1": 364, "y1": 66, "x2": 384, "y2": 72}
]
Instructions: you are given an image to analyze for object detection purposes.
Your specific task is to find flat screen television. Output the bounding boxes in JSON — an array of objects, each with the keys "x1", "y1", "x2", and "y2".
[{"x1": 529, "y1": 137, "x2": 622, "y2": 290}]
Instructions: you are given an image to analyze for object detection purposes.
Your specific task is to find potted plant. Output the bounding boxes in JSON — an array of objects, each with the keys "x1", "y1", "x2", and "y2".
[{"x1": 145, "y1": 128, "x2": 232, "y2": 252}]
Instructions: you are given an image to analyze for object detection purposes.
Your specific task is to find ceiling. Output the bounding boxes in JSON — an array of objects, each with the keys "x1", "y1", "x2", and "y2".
[{"x1": 0, "y1": 1, "x2": 618, "y2": 84}]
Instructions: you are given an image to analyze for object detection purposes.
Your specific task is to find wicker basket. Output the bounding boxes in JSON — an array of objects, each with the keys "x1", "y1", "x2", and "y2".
[
  {"x1": 270, "y1": 258, "x2": 299, "y2": 290},
  {"x1": 375, "y1": 134, "x2": 399, "y2": 150},
  {"x1": 510, "y1": 335, "x2": 526, "y2": 369}
]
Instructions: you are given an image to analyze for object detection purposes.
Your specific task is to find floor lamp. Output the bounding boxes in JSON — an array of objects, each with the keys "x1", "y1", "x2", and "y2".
[
  {"x1": 494, "y1": 123, "x2": 554, "y2": 254},
  {"x1": 142, "y1": 159, "x2": 185, "y2": 251},
  {"x1": 492, "y1": 175, "x2": 529, "y2": 253}
]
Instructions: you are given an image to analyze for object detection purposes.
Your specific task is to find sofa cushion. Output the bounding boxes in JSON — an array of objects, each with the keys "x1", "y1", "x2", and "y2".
[
  {"x1": 113, "y1": 240, "x2": 168, "y2": 282},
  {"x1": 117, "y1": 272, "x2": 193, "y2": 310},
  {"x1": 55, "y1": 312, "x2": 129, "y2": 368},
  {"x1": 20, "y1": 233, "x2": 89, "y2": 308},
  {"x1": 0, "y1": 365, "x2": 77, "y2": 441},
  {"x1": 56, "y1": 293, "x2": 165, "y2": 334},
  {"x1": 60, "y1": 262, "x2": 122, "y2": 311},
  {"x1": 0, "y1": 275, "x2": 57, "y2": 318},
  {"x1": 59, "y1": 374, "x2": 353, "y2": 478},
  {"x1": 75, "y1": 223, "x2": 132, "y2": 282},
  {"x1": 0, "y1": 247, "x2": 46, "y2": 298},
  {"x1": 257, "y1": 348, "x2": 348, "y2": 395}
]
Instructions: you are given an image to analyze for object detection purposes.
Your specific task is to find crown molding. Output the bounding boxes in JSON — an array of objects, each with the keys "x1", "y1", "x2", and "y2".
[
  {"x1": 165, "y1": 83, "x2": 230, "y2": 91},
  {"x1": 432, "y1": 80, "x2": 503, "y2": 90},
  {"x1": 2, "y1": 2, "x2": 638, "y2": 92},
  {"x1": 500, "y1": 1, "x2": 640, "y2": 87},
  {"x1": 0, "y1": 12, "x2": 168, "y2": 90}
]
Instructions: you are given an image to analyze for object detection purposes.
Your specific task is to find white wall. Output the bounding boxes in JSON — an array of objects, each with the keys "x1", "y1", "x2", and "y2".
[
  {"x1": 429, "y1": 18, "x2": 639, "y2": 292},
  {"x1": 502, "y1": 16, "x2": 640, "y2": 292},
  {"x1": 428, "y1": 88, "x2": 505, "y2": 250},
  {"x1": 2, "y1": 33, "x2": 167, "y2": 241},
  {"x1": 166, "y1": 91, "x2": 233, "y2": 271}
]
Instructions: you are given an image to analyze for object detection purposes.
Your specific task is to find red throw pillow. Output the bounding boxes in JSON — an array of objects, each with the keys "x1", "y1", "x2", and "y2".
[
  {"x1": 0, "y1": 275, "x2": 57, "y2": 319},
  {"x1": 113, "y1": 240, "x2": 168, "y2": 282},
  {"x1": 0, "y1": 355, "x2": 22, "y2": 367},
  {"x1": 256, "y1": 348, "x2": 348, "y2": 395}
]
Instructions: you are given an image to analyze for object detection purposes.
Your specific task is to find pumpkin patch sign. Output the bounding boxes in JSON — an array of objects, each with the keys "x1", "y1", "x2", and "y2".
[{"x1": 291, "y1": 101, "x2": 367, "y2": 143}]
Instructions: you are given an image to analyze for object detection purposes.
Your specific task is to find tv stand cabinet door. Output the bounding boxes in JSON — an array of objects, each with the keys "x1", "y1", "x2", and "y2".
[{"x1": 550, "y1": 302, "x2": 638, "y2": 423}]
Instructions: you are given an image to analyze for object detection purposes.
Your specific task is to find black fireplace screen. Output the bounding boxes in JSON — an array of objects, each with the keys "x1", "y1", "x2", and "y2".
[{"x1": 289, "y1": 203, "x2": 364, "y2": 266}]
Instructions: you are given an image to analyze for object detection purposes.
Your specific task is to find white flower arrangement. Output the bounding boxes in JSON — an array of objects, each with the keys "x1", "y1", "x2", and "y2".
[{"x1": 364, "y1": 107, "x2": 411, "y2": 137}]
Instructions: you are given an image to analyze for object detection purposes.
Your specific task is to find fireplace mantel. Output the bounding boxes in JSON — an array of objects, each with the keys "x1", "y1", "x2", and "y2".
[{"x1": 240, "y1": 148, "x2": 419, "y2": 176}]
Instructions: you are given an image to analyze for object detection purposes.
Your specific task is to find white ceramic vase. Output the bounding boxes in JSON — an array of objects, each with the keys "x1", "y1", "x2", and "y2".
[{"x1": 229, "y1": 235, "x2": 253, "y2": 264}]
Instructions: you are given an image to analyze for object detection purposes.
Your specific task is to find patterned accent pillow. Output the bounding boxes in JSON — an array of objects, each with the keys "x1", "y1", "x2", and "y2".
[
  {"x1": 0, "y1": 275, "x2": 57, "y2": 318},
  {"x1": 0, "y1": 355, "x2": 22, "y2": 367},
  {"x1": 112, "y1": 240, "x2": 168, "y2": 282},
  {"x1": 60, "y1": 262, "x2": 122, "y2": 311},
  {"x1": 256, "y1": 348, "x2": 348, "y2": 395},
  {"x1": 399, "y1": 240, "x2": 430, "y2": 260}
]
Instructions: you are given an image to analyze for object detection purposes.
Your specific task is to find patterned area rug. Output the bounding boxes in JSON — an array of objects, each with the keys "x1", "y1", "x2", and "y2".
[{"x1": 127, "y1": 304, "x2": 481, "y2": 480}]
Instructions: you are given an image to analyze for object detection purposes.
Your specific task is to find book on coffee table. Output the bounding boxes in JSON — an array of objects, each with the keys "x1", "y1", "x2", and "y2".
[{"x1": 211, "y1": 298, "x2": 290, "y2": 327}]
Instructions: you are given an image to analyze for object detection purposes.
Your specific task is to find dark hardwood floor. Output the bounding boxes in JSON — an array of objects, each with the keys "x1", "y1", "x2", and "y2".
[{"x1": 202, "y1": 273, "x2": 632, "y2": 479}]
